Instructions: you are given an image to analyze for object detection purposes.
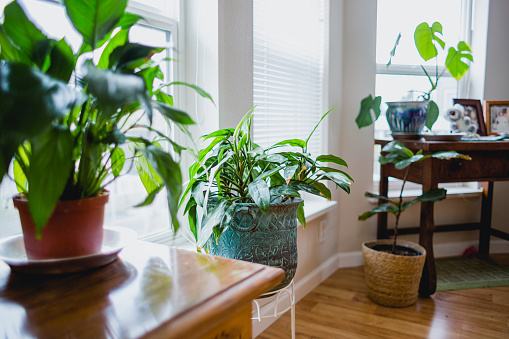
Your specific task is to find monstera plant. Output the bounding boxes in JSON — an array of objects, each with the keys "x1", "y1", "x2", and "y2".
[
  {"x1": 357, "y1": 21, "x2": 473, "y2": 131},
  {"x1": 0, "y1": 0, "x2": 208, "y2": 259}
]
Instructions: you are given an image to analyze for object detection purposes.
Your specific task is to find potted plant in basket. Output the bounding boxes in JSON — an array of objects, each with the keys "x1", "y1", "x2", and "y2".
[
  {"x1": 356, "y1": 21, "x2": 473, "y2": 134},
  {"x1": 358, "y1": 140, "x2": 470, "y2": 307},
  {"x1": 0, "y1": 0, "x2": 209, "y2": 260},
  {"x1": 180, "y1": 107, "x2": 352, "y2": 290}
]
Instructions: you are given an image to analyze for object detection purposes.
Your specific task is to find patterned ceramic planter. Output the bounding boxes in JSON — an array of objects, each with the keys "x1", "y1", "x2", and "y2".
[
  {"x1": 208, "y1": 198, "x2": 303, "y2": 291},
  {"x1": 386, "y1": 101, "x2": 428, "y2": 133}
]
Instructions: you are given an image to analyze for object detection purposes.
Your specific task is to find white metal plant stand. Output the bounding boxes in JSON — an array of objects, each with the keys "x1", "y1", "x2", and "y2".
[{"x1": 252, "y1": 280, "x2": 295, "y2": 339}]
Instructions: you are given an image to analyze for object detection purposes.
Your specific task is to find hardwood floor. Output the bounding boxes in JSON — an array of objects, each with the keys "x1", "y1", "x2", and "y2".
[{"x1": 258, "y1": 254, "x2": 509, "y2": 339}]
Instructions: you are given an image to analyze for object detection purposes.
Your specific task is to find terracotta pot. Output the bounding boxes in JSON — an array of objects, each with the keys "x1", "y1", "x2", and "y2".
[{"x1": 13, "y1": 193, "x2": 109, "y2": 260}]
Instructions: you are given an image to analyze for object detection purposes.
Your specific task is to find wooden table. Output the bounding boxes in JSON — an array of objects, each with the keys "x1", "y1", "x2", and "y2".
[
  {"x1": 0, "y1": 241, "x2": 284, "y2": 338},
  {"x1": 375, "y1": 138, "x2": 509, "y2": 297}
]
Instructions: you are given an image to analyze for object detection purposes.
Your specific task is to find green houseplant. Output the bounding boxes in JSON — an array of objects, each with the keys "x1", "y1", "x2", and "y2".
[
  {"x1": 356, "y1": 21, "x2": 473, "y2": 132},
  {"x1": 358, "y1": 141, "x2": 470, "y2": 307},
  {"x1": 180, "y1": 107, "x2": 352, "y2": 289},
  {"x1": 0, "y1": 0, "x2": 208, "y2": 259}
]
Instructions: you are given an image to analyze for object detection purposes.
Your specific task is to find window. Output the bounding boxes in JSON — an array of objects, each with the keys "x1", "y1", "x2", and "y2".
[
  {"x1": 0, "y1": 0, "x2": 180, "y2": 241},
  {"x1": 252, "y1": 0, "x2": 329, "y2": 157},
  {"x1": 373, "y1": 0, "x2": 478, "y2": 194},
  {"x1": 375, "y1": 0, "x2": 471, "y2": 138}
]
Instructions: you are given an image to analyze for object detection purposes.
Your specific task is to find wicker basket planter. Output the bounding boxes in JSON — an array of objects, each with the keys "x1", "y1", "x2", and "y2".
[{"x1": 362, "y1": 239, "x2": 426, "y2": 307}]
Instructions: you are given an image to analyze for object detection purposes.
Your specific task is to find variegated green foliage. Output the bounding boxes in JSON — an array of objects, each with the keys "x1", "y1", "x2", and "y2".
[
  {"x1": 359, "y1": 141, "x2": 471, "y2": 254},
  {"x1": 0, "y1": 0, "x2": 210, "y2": 235},
  {"x1": 180, "y1": 107, "x2": 353, "y2": 249}
]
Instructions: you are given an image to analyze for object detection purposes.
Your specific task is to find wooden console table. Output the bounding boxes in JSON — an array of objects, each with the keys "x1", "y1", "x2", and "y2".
[
  {"x1": 0, "y1": 241, "x2": 284, "y2": 338},
  {"x1": 375, "y1": 138, "x2": 509, "y2": 297}
]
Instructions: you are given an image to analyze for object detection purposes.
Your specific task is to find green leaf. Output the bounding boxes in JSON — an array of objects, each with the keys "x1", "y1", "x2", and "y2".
[
  {"x1": 381, "y1": 141, "x2": 414, "y2": 160},
  {"x1": 98, "y1": 28, "x2": 129, "y2": 69},
  {"x1": 387, "y1": 33, "x2": 401, "y2": 67},
  {"x1": 28, "y1": 125, "x2": 74, "y2": 235},
  {"x1": 2, "y1": 1, "x2": 47, "y2": 66},
  {"x1": 199, "y1": 199, "x2": 231, "y2": 245},
  {"x1": 431, "y1": 151, "x2": 471, "y2": 161},
  {"x1": 316, "y1": 154, "x2": 348, "y2": 167},
  {"x1": 283, "y1": 165, "x2": 299, "y2": 181},
  {"x1": 248, "y1": 180, "x2": 270, "y2": 213},
  {"x1": 305, "y1": 106, "x2": 336, "y2": 145},
  {"x1": 414, "y1": 21, "x2": 445, "y2": 61},
  {"x1": 289, "y1": 180, "x2": 322, "y2": 196},
  {"x1": 141, "y1": 145, "x2": 183, "y2": 232},
  {"x1": 136, "y1": 185, "x2": 163, "y2": 207},
  {"x1": 312, "y1": 181, "x2": 332, "y2": 200},
  {"x1": 254, "y1": 165, "x2": 285, "y2": 182},
  {"x1": 110, "y1": 147, "x2": 125, "y2": 177},
  {"x1": 153, "y1": 101, "x2": 195, "y2": 125},
  {"x1": 109, "y1": 43, "x2": 164, "y2": 71},
  {"x1": 269, "y1": 139, "x2": 306, "y2": 150},
  {"x1": 402, "y1": 188, "x2": 446, "y2": 210},
  {"x1": 395, "y1": 154, "x2": 428, "y2": 170},
  {"x1": 135, "y1": 149, "x2": 162, "y2": 194},
  {"x1": 446, "y1": 42, "x2": 473, "y2": 80},
  {"x1": 425, "y1": 100, "x2": 439, "y2": 130},
  {"x1": 269, "y1": 184, "x2": 300, "y2": 198},
  {"x1": 297, "y1": 202, "x2": 306, "y2": 228},
  {"x1": 321, "y1": 172, "x2": 351, "y2": 194},
  {"x1": 359, "y1": 203, "x2": 399, "y2": 221},
  {"x1": 203, "y1": 128, "x2": 234, "y2": 140},
  {"x1": 63, "y1": 0, "x2": 127, "y2": 49},
  {"x1": 46, "y1": 38, "x2": 76, "y2": 82},
  {"x1": 0, "y1": 25, "x2": 24, "y2": 62},
  {"x1": 168, "y1": 81, "x2": 215, "y2": 105},
  {"x1": 364, "y1": 192, "x2": 397, "y2": 205},
  {"x1": 356, "y1": 94, "x2": 382, "y2": 129}
]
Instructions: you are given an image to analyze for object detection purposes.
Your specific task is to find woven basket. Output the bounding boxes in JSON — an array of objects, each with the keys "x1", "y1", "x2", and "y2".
[{"x1": 362, "y1": 239, "x2": 426, "y2": 307}]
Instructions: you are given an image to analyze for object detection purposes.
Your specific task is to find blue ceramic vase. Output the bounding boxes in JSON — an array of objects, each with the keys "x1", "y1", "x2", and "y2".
[
  {"x1": 207, "y1": 198, "x2": 303, "y2": 291},
  {"x1": 386, "y1": 101, "x2": 428, "y2": 133}
]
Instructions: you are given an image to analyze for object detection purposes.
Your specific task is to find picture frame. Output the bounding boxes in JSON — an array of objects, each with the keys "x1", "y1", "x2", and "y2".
[
  {"x1": 484, "y1": 100, "x2": 509, "y2": 135},
  {"x1": 452, "y1": 99, "x2": 487, "y2": 136}
]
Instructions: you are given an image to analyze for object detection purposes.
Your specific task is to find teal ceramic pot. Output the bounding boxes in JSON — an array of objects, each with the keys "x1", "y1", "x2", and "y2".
[
  {"x1": 208, "y1": 198, "x2": 303, "y2": 291},
  {"x1": 386, "y1": 101, "x2": 428, "y2": 133}
]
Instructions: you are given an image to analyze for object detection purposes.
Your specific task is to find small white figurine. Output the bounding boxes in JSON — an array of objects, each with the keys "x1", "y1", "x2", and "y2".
[{"x1": 445, "y1": 104, "x2": 478, "y2": 133}]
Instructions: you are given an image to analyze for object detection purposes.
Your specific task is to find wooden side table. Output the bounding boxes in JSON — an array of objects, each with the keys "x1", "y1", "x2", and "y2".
[
  {"x1": 0, "y1": 241, "x2": 284, "y2": 338},
  {"x1": 375, "y1": 139, "x2": 509, "y2": 297}
]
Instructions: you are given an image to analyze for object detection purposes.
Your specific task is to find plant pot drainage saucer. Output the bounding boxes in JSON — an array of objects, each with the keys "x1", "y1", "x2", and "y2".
[
  {"x1": 0, "y1": 226, "x2": 137, "y2": 274},
  {"x1": 391, "y1": 132, "x2": 424, "y2": 140}
]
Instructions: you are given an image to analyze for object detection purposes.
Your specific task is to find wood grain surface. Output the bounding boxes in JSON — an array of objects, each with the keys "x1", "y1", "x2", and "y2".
[{"x1": 0, "y1": 240, "x2": 284, "y2": 338}]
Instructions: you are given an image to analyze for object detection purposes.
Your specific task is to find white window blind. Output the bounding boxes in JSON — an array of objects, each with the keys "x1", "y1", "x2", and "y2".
[{"x1": 253, "y1": 0, "x2": 328, "y2": 157}]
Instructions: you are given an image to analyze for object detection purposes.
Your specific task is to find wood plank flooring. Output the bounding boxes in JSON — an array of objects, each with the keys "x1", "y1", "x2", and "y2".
[{"x1": 258, "y1": 254, "x2": 509, "y2": 339}]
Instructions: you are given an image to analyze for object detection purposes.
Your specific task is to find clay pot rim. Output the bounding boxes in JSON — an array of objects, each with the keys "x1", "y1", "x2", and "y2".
[{"x1": 13, "y1": 190, "x2": 109, "y2": 210}]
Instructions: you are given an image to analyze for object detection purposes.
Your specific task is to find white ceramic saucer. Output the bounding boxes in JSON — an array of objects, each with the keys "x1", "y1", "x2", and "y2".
[{"x1": 0, "y1": 226, "x2": 137, "y2": 274}]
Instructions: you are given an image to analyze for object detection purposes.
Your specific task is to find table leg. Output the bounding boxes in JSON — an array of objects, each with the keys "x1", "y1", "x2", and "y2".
[
  {"x1": 377, "y1": 164, "x2": 389, "y2": 239},
  {"x1": 418, "y1": 162, "x2": 438, "y2": 298},
  {"x1": 479, "y1": 181, "x2": 494, "y2": 254}
]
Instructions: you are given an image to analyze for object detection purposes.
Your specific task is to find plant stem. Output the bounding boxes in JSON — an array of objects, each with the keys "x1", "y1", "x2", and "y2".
[{"x1": 393, "y1": 166, "x2": 411, "y2": 254}]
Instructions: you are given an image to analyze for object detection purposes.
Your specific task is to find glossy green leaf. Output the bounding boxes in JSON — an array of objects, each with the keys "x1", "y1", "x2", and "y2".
[
  {"x1": 63, "y1": 0, "x2": 127, "y2": 49},
  {"x1": 305, "y1": 106, "x2": 336, "y2": 145},
  {"x1": 402, "y1": 188, "x2": 447, "y2": 210},
  {"x1": 387, "y1": 33, "x2": 401, "y2": 67},
  {"x1": 289, "y1": 180, "x2": 321, "y2": 196},
  {"x1": 98, "y1": 28, "x2": 129, "y2": 69},
  {"x1": 414, "y1": 21, "x2": 445, "y2": 61},
  {"x1": 321, "y1": 172, "x2": 351, "y2": 194},
  {"x1": 3, "y1": 1, "x2": 47, "y2": 66},
  {"x1": 364, "y1": 192, "x2": 397, "y2": 205},
  {"x1": 136, "y1": 185, "x2": 163, "y2": 207},
  {"x1": 283, "y1": 165, "x2": 299, "y2": 181},
  {"x1": 312, "y1": 181, "x2": 331, "y2": 200},
  {"x1": 269, "y1": 184, "x2": 300, "y2": 198},
  {"x1": 425, "y1": 100, "x2": 439, "y2": 130},
  {"x1": 28, "y1": 125, "x2": 74, "y2": 235},
  {"x1": 0, "y1": 25, "x2": 23, "y2": 62},
  {"x1": 431, "y1": 151, "x2": 471, "y2": 161},
  {"x1": 109, "y1": 43, "x2": 164, "y2": 71},
  {"x1": 248, "y1": 179, "x2": 270, "y2": 213},
  {"x1": 141, "y1": 145, "x2": 183, "y2": 232},
  {"x1": 46, "y1": 38, "x2": 76, "y2": 82},
  {"x1": 446, "y1": 41, "x2": 473, "y2": 80},
  {"x1": 168, "y1": 81, "x2": 215, "y2": 105},
  {"x1": 269, "y1": 139, "x2": 306, "y2": 150},
  {"x1": 135, "y1": 149, "x2": 162, "y2": 194},
  {"x1": 381, "y1": 141, "x2": 414, "y2": 159},
  {"x1": 199, "y1": 198, "x2": 231, "y2": 246},
  {"x1": 358, "y1": 203, "x2": 399, "y2": 221},
  {"x1": 356, "y1": 94, "x2": 381, "y2": 129},
  {"x1": 110, "y1": 147, "x2": 125, "y2": 177},
  {"x1": 395, "y1": 154, "x2": 427, "y2": 170},
  {"x1": 316, "y1": 154, "x2": 348, "y2": 167},
  {"x1": 153, "y1": 101, "x2": 195, "y2": 125},
  {"x1": 297, "y1": 202, "x2": 306, "y2": 228}
]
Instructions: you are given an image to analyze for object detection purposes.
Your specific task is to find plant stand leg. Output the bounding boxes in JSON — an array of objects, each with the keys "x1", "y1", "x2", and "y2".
[
  {"x1": 419, "y1": 159, "x2": 438, "y2": 298},
  {"x1": 377, "y1": 164, "x2": 389, "y2": 239},
  {"x1": 479, "y1": 181, "x2": 494, "y2": 254}
]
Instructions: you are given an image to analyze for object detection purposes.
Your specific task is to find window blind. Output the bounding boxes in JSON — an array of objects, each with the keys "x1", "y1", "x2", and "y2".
[{"x1": 253, "y1": 0, "x2": 328, "y2": 157}]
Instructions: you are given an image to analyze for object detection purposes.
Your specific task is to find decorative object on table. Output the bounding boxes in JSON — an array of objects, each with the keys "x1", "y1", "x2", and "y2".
[
  {"x1": 484, "y1": 100, "x2": 509, "y2": 135},
  {"x1": 386, "y1": 101, "x2": 428, "y2": 134},
  {"x1": 359, "y1": 141, "x2": 470, "y2": 307},
  {"x1": 180, "y1": 108, "x2": 352, "y2": 290},
  {"x1": 451, "y1": 99, "x2": 487, "y2": 136},
  {"x1": 356, "y1": 21, "x2": 473, "y2": 134},
  {"x1": 0, "y1": 226, "x2": 137, "y2": 274},
  {"x1": 0, "y1": 0, "x2": 209, "y2": 260}
]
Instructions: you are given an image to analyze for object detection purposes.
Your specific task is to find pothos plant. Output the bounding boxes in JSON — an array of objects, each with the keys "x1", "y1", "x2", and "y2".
[
  {"x1": 356, "y1": 21, "x2": 473, "y2": 130},
  {"x1": 0, "y1": 0, "x2": 211, "y2": 236},
  {"x1": 358, "y1": 141, "x2": 471, "y2": 255},
  {"x1": 180, "y1": 107, "x2": 353, "y2": 251}
]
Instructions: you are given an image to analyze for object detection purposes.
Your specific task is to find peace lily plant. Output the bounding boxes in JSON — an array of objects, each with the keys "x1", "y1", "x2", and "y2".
[
  {"x1": 180, "y1": 108, "x2": 353, "y2": 250},
  {"x1": 356, "y1": 21, "x2": 473, "y2": 130},
  {"x1": 0, "y1": 0, "x2": 209, "y2": 237}
]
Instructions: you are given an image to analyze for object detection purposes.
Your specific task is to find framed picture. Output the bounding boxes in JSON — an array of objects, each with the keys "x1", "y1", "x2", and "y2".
[
  {"x1": 452, "y1": 99, "x2": 487, "y2": 136},
  {"x1": 484, "y1": 100, "x2": 509, "y2": 135}
]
